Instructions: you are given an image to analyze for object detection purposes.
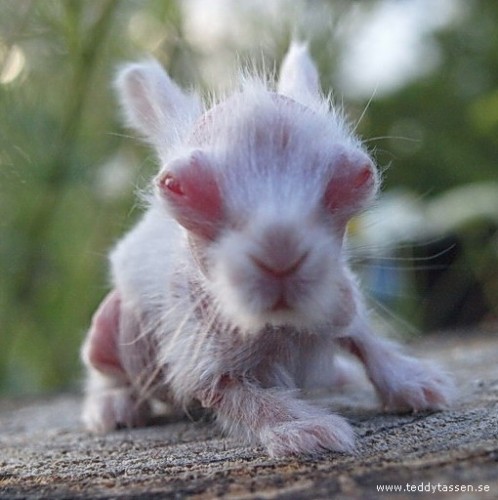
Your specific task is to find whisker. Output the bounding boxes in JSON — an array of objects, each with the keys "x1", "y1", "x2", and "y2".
[
  {"x1": 188, "y1": 294, "x2": 223, "y2": 369},
  {"x1": 363, "y1": 135, "x2": 421, "y2": 144},
  {"x1": 366, "y1": 291, "x2": 420, "y2": 338},
  {"x1": 133, "y1": 363, "x2": 165, "y2": 408},
  {"x1": 357, "y1": 262, "x2": 450, "y2": 273},
  {"x1": 105, "y1": 131, "x2": 139, "y2": 141},
  {"x1": 162, "y1": 295, "x2": 204, "y2": 352},
  {"x1": 352, "y1": 85, "x2": 378, "y2": 135},
  {"x1": 351, "y1": 243, "x2": 456, "y2": 264},
  {"x1": 119, "y1": 300, "x2": 183, "y2": 347}
]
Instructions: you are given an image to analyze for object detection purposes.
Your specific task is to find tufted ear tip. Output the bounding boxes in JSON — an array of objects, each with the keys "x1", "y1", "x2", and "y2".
[
  {"x1": 277, "y1": 41, "x2": 321, "y2": 106},
  {"x1": 115, "y1": 59, "x2": 168, "y2": 136},
  {"x1": 114, "y1": 59, "x2": 201, "y2": 151}
]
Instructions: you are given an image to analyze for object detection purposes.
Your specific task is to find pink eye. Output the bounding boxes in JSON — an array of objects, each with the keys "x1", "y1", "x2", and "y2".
[
  {"x1": 161, "y1": 173, "x2": 184, "y2": 196},
  {"x1": 156, "y1": 152, "x2": 224, "y2": 240}
]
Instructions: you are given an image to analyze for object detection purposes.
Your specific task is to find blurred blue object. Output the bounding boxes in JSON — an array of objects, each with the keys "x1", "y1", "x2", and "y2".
[{"x1": 349, "y1": 183, "x2": 498, "y2": 329}]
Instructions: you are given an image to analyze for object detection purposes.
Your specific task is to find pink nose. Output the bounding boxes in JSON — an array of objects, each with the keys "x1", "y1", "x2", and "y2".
[{"x1": 251, "y1": 252, "x2": 308, "y2": 279}]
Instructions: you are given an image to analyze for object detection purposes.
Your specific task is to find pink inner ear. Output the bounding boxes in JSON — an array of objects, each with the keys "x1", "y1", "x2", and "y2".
[
  {"x1": 325, "y1": 161, "x2": 375, "y2": 215},
  {"x1": 157, "y1": 152, "x2": 223, "y2": 239}
]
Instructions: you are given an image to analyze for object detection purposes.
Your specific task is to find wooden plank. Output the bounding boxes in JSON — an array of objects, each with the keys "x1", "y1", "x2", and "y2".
[{"x1": 1, "y1": 331, "x2": 497, "y2": 499}]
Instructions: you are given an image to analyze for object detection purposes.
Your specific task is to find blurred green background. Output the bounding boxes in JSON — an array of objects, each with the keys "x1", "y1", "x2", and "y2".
[{"x1": 1, "y1": 0, "x2": 497, "y2": 396}]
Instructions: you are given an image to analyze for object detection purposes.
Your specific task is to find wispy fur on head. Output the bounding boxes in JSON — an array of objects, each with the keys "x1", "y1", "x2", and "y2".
[
  {"x1": 82, "y1": 44, "x2": 455, "y2": 457},
  {"x1": 113, "y1": 44, "x2": 378, "y2": 337}
]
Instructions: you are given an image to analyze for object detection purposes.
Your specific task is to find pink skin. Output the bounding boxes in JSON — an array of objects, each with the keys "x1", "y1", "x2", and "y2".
[
  {"x1": 81, "y1": 44, "x2": 454, "y2": 456},
  {"x1": 82, "y1": 291, "x2": 152, "y2": 432},
  {"x1": 156, "y1": 151, "x2": 223, "y2": 241},
  {"x1": 83, "y1": 290, "x2": 123, "y2": 377}
]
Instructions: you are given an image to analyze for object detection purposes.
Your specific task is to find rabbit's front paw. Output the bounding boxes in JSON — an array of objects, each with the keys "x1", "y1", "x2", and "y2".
[{"x1": 261, "y1": 414, "x2": 355, "y2": 457}]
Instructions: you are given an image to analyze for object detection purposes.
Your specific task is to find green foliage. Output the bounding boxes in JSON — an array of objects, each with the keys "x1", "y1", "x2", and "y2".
[
  {"x1": 361, "y1": 1, "x2": 498, "y2": 194},
  {"x1": 0, "y1": 0, "x2": 183, "y2": 394},
  {"x1": 0, "y1": 0, "x2": 496, "y2": 396}
]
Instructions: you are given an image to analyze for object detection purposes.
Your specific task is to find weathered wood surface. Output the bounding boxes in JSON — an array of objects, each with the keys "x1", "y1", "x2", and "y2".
[{"x1": 1, "y1": 330, "x2": 497, "y2": 499}]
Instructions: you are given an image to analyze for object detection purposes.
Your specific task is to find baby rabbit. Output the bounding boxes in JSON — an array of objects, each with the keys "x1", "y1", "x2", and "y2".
[{"x1": 82, "y1": 43, "x2": 453, "y2": 457}]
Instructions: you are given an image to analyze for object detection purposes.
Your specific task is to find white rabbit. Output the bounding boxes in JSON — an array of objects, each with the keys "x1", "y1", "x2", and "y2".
[{"x1": 81, "y1": 43, "x2": 454, "y2": 457}]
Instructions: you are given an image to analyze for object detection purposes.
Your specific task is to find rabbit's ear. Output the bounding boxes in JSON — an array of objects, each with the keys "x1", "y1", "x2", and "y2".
[
  {"x1": 115, "y1": 60, "x2": 201, "y2": 151},
  {"x1": 277, "y1": 42, "x2": 321, "y2": 108}
]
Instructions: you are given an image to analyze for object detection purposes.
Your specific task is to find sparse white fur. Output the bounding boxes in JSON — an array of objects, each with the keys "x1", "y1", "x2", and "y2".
[
  {"x1": 82, "y1": 44, "x2": 455, "y2": 456},
  {"x1": 115, "y1": 59, "x2": 201, "y2": 156},
  {"x1": 278, "y1": 41, "x2": 323, "y2": 111}
]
